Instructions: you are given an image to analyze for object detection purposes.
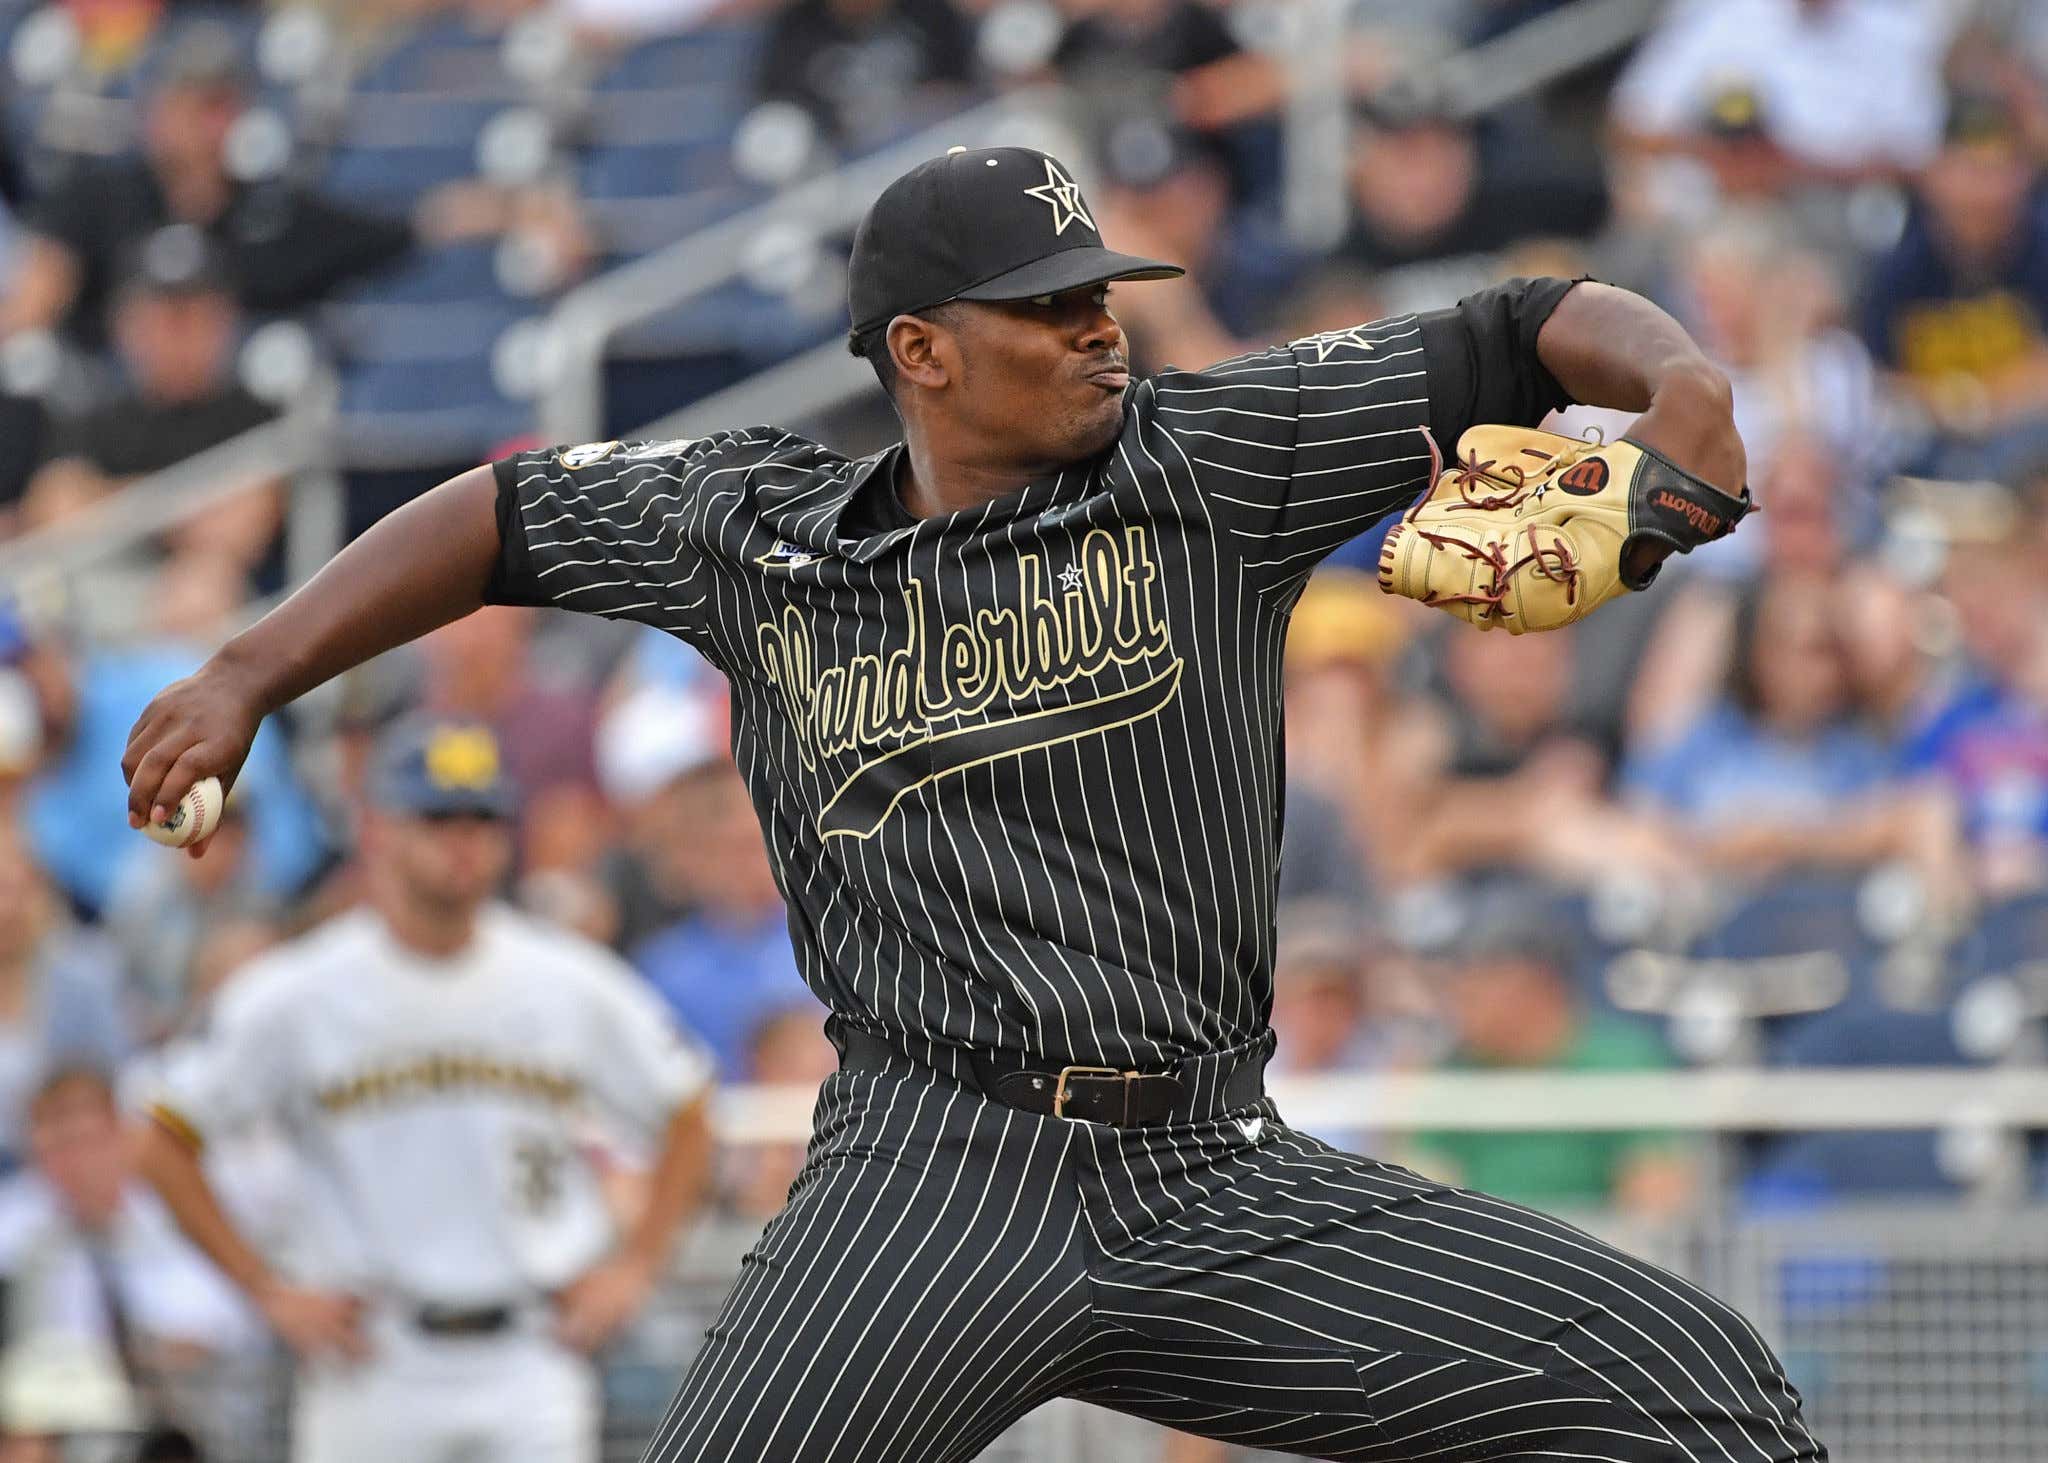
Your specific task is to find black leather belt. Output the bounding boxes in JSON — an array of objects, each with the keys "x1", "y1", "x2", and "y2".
[
  {"x1": 838, "y1": 1027, "x2": 1267, "y2": 1128},
  {"x1": 414, "y1": 1303, "x2": 515, "y2": 1337}
]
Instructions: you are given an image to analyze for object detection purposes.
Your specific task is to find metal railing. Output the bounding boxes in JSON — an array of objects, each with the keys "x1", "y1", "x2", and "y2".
[
  {"x1": 0, "y1": 375, "x2": 344, "y2": 636},
  {"x1": 1435, "y1": 0, "x2": 1663, "y2": 119},
  {"x1": 714, "y1": 1066, "x2": 2048, "y2": 1148},
  {"x1": 536, "y1": 89, "x2": 1076, "y2": 447}
]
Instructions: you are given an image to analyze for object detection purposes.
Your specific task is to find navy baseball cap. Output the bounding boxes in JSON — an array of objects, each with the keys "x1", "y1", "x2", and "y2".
[
  {"x1": 368, "y1": 719, "x2": 516, "y2": 820},
  {"x1": 846, "y1": 146, "x2": 1183, "y2": 343}
]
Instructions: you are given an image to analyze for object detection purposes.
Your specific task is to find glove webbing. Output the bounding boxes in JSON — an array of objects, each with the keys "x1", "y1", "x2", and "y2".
[{"x1": 1399, "y1": 428, "x2": 1586, "y2": 621}]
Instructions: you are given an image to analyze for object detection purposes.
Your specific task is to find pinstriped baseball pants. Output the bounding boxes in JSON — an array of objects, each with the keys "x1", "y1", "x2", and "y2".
[{"x1": 644, "y1": 1039, "x2": 1826, "y2": 1462}]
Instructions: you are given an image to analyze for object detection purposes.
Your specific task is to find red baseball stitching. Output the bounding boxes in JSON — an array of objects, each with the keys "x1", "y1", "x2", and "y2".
[{"x1": 182, "y1": 784, "x2": 211, "y2": 846}]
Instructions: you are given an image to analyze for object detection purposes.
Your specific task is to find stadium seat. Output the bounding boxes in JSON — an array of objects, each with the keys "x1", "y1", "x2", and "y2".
[
  {"x1": 585, "y1": 26, "x2": 767, "y2": 96},
  {"x1": 317, "y1": 94, "x2": 509, "y2": 211},
  {"x1": 1693, "y1": 878, "x2": 1981, "y2": 1200},
  {"x1": 319, "y1": 143, "x2": 479, "y2": 212},
  {"x1": 331, "y1": 242, "x2": 503, "y2": 307},
  {"x1": 336, "y1": 351, "x2": 531, "y2": 469},
  {"x1": 1743, "y1": 1129, "x2": 1961, "y2": 1203},
  {"x1": 1691, "y1": 877, "x2": 1884, "y2": 1055},
  {"x1": 349, "y1": 12, "x2": 516, "y2": 97},
  {"x1": 324, "y1": 250, "x2": 535, "y2": 469},
  {"x1": 577, "y1": 138, "x2": 746, "y2": 207},
  {"x1": 1962, "y1": 890, "x2": 2048, "y2": 984}
]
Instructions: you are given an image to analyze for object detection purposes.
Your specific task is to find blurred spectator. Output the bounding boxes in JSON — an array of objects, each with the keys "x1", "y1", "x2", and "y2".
[
  {"x1": 16, "y1": 228, "x2": 279, "y2": 578},
  {"x1": 1861, "y1": 90, "x2": 2048, "y2": 481},
  {"x1": 0, "y1": 838, "x2": 130, "y2": 1170},
  {"x1": 1341, "y1": 102, "x2": 1606, "y2": 272},
  {"x1": 18, "y1": 611, "x2": 325, "y2": 917},
  {"x1": 595, "y1": 684, "x2": 724, "y2": 951},
  {"x1": 101, "y1": 797, "x2": 278, "y2": 1046},
  {"x1": 1612, "y1": 0, "x2": 1949, "y2": 188},
  {"x1": 1088, "y1": 123, "x2": 1299, "y2": 372},
  {"x1": 1267, "y1": 905, "x2": 1374, "y2": 1079},
  {"x1": 417, "y1": 607, "x2": 605, "y2": 872},
  {"x1": 1048, "y1": 0, "x2": 1281, "y2": 195},
  {"x1": 1624, "y1": 574, "x2": 1960, "y2": 897},
  {"x1": 1674, "y1": 214, "x2": 1884, "y2": 568},
  {"x1": 1278, "y1": 570, "x2": 1436, "y2": 890},
  {"x1": 0, "y1": 23, "x2": 521, "y2": 351},
  {"x1": 1626, "y1": 435, "x2": 1861, "y2": 749},
  {"x1": 1900, "y1": 534, "x2": 2048, "y2": 896},
  {"x1": 757, "y1": 0, "x2": 976, "y2": 152},
  {"x1": 1405, "y1": 915, "x2": 1693, "y2": 1219},
  {"x1": 1397, "y1": 622, "x2": 1683, "y2": 889},
  {"x1": 721, "y1": 1005, "x2": 836, "y2": 1219},
  {"x1": 1837, "y1": 563, "x2": 1960, "y2": 759},
  {"x1": 1266, "y1": 903, "x2": 1433, "y2": 1155},
  {"x1": 0, "y1": 1069, "x2": 257, "y2": 1421},
  {"x1": 629, "y1": 745, "x2": 806, "y2": 1080}
]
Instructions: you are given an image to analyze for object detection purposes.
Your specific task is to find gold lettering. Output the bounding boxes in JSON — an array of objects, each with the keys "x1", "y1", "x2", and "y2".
[{"x1": 756, "y1": 524, "x2": 1177, "y2": 770}]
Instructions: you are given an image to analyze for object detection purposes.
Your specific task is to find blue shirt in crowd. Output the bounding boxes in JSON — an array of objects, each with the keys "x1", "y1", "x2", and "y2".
[
  {"x1": 23, "y1": 644, "x2": 326, "y2": 915},
  {"x1": 1900, "y1": 676, "x2": 2048, "y2": 848},
  {"x1": 1623, "y1": 703, "x2": 1892, "y2": 824},
  {"x1": 631, "y1": 911, "x2": 814, "y2": 1080}
]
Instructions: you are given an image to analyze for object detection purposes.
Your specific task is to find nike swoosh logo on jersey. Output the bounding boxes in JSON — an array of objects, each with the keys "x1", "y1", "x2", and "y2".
[
  {"x1": 816, "y1": 659, "x2": 1183, "y2": 840},
  {"x1": 1238, "y1": 1117, "x2": 1264, "y2": 1143}
]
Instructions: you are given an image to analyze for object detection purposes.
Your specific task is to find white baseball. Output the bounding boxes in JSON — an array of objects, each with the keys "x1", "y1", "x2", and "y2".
[{"x1": 142, "y1": 776, "x2": 224, "y2": 848}]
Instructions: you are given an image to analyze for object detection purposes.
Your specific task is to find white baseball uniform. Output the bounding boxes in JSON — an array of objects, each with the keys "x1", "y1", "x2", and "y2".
[{"x1": 150, "y1": 904, "x2": 712, "y2": 1463}]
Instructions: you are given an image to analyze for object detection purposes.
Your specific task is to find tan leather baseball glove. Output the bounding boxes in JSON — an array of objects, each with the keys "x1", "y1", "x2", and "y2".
[{"x1": 1377, "y1": 424, "x2": 1753, "y2": 633}]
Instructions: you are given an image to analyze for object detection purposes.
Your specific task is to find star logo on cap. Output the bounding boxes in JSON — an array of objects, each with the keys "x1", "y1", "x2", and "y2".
[
  {"x1": 1292, "y1": 326, "x2": 1380, "y2": 362},
  {"x1": 1023, "y1": 158, "x2": 1096, "y2": 237}
]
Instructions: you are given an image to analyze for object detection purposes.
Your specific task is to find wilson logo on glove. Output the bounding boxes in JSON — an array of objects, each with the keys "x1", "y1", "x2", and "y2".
[
  {"x1": 1557, "y1": 458, "x2": 1609, "y2": 495},
  {"x1": 1648, "y1": 488, "x2": 1728, "y2": 538}
]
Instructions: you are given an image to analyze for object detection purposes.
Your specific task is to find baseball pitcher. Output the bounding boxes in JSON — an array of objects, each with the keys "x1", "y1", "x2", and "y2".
[{"x1": 125, "y1": 148, "x2": 1819, "y2": 1461}]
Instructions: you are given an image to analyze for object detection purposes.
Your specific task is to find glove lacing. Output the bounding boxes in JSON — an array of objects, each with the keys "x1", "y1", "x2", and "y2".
[{"x1": 1399, "y1": 428, "x2": 1588, "y2": 624}]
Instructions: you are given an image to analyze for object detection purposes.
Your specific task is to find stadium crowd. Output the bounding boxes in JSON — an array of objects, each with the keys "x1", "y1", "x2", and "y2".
[{"x1": 0, "y1": 0, "x2": 2045, "y2": 1455}]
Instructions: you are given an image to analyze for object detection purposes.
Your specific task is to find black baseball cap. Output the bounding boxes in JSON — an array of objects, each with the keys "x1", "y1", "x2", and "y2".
[{"x1": 847, "y1": 146, "x2": 1183, "y2": 344}]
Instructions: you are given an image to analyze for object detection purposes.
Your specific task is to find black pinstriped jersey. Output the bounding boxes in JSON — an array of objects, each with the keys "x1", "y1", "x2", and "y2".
[{"x1": 488, "y1": 281, "x2": 1573, "y2": 1066}]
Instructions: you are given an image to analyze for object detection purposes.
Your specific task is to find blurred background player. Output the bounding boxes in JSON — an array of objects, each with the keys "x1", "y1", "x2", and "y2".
[
  {"x1": 0, "y1": 1066, "x2": 256, "y2": 1456},
  {"x1": 135, "y1": 718, "x2": 712, "y2": 1463}
]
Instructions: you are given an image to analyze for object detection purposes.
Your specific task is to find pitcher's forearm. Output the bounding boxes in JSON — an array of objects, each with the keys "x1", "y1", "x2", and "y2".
[
  {"x1": 1535, "y1": 281, "x2": 1724, "y2": 412},
  {"x1": 217, "y1": 464, "x2": 503, "y2": 715},
  {"x1": 1537, "y1": 281, "x2": 1745, "y2": 497}
]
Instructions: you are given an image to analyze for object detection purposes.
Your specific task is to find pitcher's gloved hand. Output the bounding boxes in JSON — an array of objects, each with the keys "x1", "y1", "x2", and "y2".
[{"x1": 1377, "y1": 425, "x2": 1753, "y2": 634}]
